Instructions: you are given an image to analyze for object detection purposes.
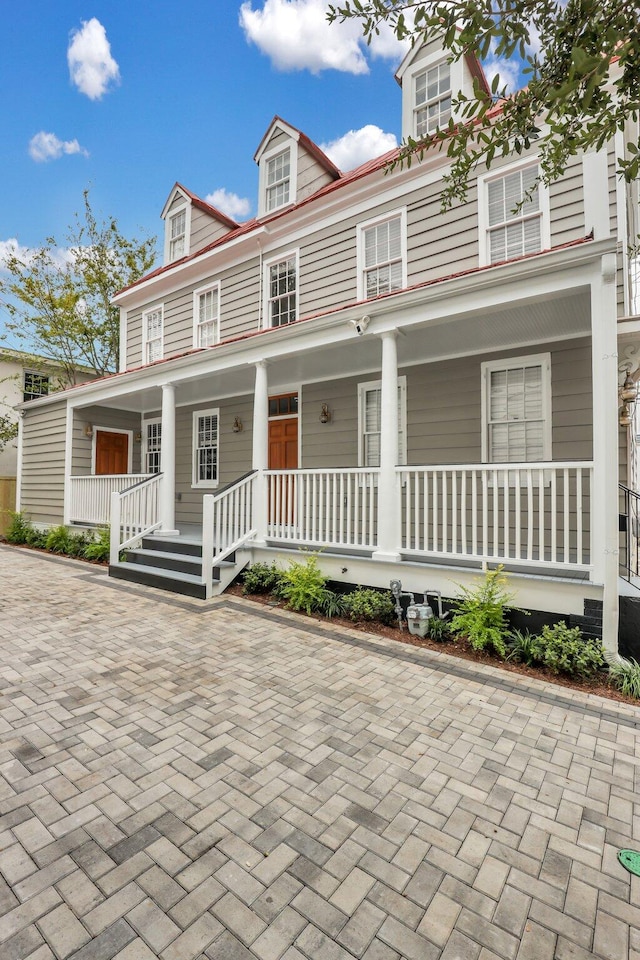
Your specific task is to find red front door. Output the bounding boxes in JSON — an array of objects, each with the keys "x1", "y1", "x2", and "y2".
[{"x1": 95, "y1": 431, "x2": 129, "y2": 475}]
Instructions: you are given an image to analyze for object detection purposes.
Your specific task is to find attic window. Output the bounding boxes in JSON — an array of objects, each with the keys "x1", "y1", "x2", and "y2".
[
  {"x1": 266, "y1": 149, "x2": 291, "y2": 212},
  {"x1": 169, "y1": 210, "x2": 186, "y2": 260},
  {"x1": 414, "y1": 62, "x2": 451, "y2": 137}
]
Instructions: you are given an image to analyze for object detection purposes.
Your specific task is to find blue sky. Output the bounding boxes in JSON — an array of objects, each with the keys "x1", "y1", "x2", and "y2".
[{"x1": 0, "y1": 1, "x2": 422, "y2": 263}]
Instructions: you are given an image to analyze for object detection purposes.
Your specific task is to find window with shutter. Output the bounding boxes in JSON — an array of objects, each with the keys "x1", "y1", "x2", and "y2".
[
  {"x1": 358, "y1": 377, "x2": 407, "y2": 467},
  {"x1": 143, "y1": 306, "x2": 163, "y2": 363},
  {"x1": 482, "y1": 355, "x2": 551, "y2": 463},
  {"x1": 192, "y1": 408, "x2": 219, "y2": 487},
  {"x1": 479, "y1": 162, "x2": 548, "y2": 266},
  {"x1": 357, "y1": 211, "x2": 407, "y2": 301}
]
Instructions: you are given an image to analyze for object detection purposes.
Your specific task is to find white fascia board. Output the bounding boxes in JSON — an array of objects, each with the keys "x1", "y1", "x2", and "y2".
[
  {"x1": 253, "y1": 119, "x2": 300, "y2": 163},
  {"x1": 57, "y1": 237, "x2": 614, "y2": 411},
  {"x1": 160, "y1": 185, "x2": 191, "y2": 221}
]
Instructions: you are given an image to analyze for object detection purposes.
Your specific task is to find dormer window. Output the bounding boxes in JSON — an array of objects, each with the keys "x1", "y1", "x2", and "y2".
[
  {"x1": 169, "y1": 210, "x2": 186, "y2": 260},
  {"x1": 266, "y1": 149, "x2": 291, "y2": 212},
  {"x1": 414, "y1": 62, "x2": 451, "y2": 137}
]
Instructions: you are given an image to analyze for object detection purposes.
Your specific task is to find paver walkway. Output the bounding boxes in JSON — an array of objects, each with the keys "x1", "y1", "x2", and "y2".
[{"x1": 1, "y1": 545, "x2": 640, "y2": 960}]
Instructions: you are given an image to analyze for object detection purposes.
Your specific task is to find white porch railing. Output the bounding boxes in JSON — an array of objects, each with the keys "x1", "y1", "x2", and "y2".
[
  {"x1": 202, "y1": 471, "x2": 258, "y2": 597},
  {"x1": 398, "y1": 462, "x2": 593, "y2": 571},
  {"x1": 69, "y1": 474, "x2": 151, "y2": 526},
  {"x1": 110, "y1": 473, "x2": 163, "y2": 564},
  {"x1": 265, "y1": 469, "x2": 379, "y2": 549}
]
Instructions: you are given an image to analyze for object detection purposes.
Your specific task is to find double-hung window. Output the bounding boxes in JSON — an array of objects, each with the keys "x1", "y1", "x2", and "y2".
[
  {"x1": 266, "y1": 149, "x2": 291, "y2": 212},
  {"x1": 145, "y1": 420, "x2": 162, "y2": 474},
  {"x1": 358, "y1": 377, "x2": 407, "y2": 467},
  {"x1": 414, "y1": 62, "x2": 451, "y2": 137},
  {"x1": 194, "y1": 283, "x2": 220, "y2": 348},
  {"x1": 143, "y1": 306, "x2": 163, "y2": 363},
  {"x1": 267, "y1": 254, "x2": 297, "y2": 327},
  {"x1": 482, "y1": 355, "x2": 551, "y2": 463},
  {"x1": 169, "y1": 210, "x2": 186, "y2": 260},
  {"x1": 357, "y1": 211, "x2": 406, "y2": 301},
  {"x1": 23, "y1": 372, "x2": 49, "y2": 402},
  {"x1": 192, "y1": 408, "x2": 219, "y2": 487},
  {"x1": 481, "y1": 163, "x2": 547, "y2": 265}
]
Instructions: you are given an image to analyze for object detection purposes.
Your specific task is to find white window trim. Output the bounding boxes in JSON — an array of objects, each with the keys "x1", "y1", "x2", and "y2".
[
  {"x1": 23, "y1": 370, "x2": 49, "y2": 402},
  {"x1": 142, "y1": 304, "x2": 164, "y2": 365},
  {"x1": 143, "y1": 417, "x2": 162, "y2": 474},
  {"x1": 192, "y1": 281, "x2": 221, "y2": 349},
  {"x1": 164, "y1": 202, "x2": 191, "y2": 263},
  {"x1": 357, "y1": 376, "x2": 407, "y2": 467},
  {"x1": 90, "y1": 426, "x2": 134, "y2": 475},
  {"x1": 401, "y1": 49, "x2": 463, "y2": 142},
  {"x1": 258, "y1": 140, "x2": 298, "y2": 218},
  {"x1": 477, "y1": 157, "x2": 550, "y2": 267},
  {"x1": 192, "y1": 407, "x2": 220, "y2": 489},
  {"x1": 356, "y1": 208, "x2": 408, "y2": 302},
  {"x1": 263, "y1": 249, "x2": 300, "y2": 329},
  {"x1": 480, "y1": 353, "x2": 552, "y2": 464}
]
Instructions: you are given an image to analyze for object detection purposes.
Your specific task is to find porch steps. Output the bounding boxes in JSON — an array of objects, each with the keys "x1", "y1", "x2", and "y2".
[{"x1": 108, "y1": 533, "x2": 239, "y2": 600}]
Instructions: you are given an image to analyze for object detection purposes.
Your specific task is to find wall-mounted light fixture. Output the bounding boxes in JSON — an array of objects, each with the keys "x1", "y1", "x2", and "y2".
[
  {"x1": 84, "y1": 423, "x2": 93, "y2": 438},
  {"x1": 134, "y1": 431, "x2": 142, "y2": 443},
  {"x1": 319, "y1": 403, "x2": 331, "y2": 424},
  {"x1": 619, "y1": 373, "x2": 638, "y2": 427},
  {"x1": 232, "y1": 417, "x2": 243, "y2": 433}
]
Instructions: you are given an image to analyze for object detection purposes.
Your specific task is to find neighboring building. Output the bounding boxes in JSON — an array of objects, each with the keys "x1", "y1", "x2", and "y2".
[{"x1": 15, "y1": 34, "x2": 640, "y2": 654}]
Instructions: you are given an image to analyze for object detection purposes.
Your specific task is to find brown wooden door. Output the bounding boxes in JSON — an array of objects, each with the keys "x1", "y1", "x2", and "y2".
[
  {"x1": 95, "y1": 430, "x2": 129, "y2": 475},
  {"x1": 269, "y1": 418, "x2": 298, "y2": 525}
]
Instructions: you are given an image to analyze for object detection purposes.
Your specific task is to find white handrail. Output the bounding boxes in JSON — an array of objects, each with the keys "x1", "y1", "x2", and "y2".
[
  {"x1": 202, "y1": 472, "x2": 258, "y2": 597},
  {"x1": 398, "y1": 462, "x2": 593, "y2": 572},
  {"x1": 265, "y1": 469, "x2": 379, "y2": 549},
  {"x1": 69, "y1": 474, "x2": 151, "y2": 525},
  {"x1": 110, "y1": 473, "x2": 163, "y2": 565}
]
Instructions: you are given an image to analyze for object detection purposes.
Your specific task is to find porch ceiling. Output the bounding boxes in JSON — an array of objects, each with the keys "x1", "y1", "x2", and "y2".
[{"x1": 88, "y1": 288, "x2": 590, "y2": 413}]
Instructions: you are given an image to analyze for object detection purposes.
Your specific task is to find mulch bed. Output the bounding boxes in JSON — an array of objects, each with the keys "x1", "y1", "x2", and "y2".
[{"x1": 226, "y1": 584, "x2": 639, "y2": 708}]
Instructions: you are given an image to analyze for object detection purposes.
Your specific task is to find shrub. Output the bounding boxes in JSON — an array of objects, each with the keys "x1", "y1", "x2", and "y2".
[
  {"x1": 66, "y1": 531, "x2": 92, "y2": 558},
  {"x1": 427, "y1": 616, "x2": 451, "y2": 641},
  {"x1": 533, "y1": 621, "x2": 605, "y2": 678},
  {"x1": 242, "y1": 562, "x2": 282, "y2": 595},
  {"x1": 607, "y1": 655, "x2": 640, "y2": 699},
  {"x1": 506, "y1": 629, "x2": 540, "y2": 666},
  {"x1": 45, "y1": 525, "x2": 73, "y2": 554},
  {"x1": 84, "y1": 528, "x2": 111, "y2": 563},
  {"x1": 450, "y1": 566, "x2": 513, "y2": 659},
  {"x1": 5, "y1": 511, "x2": 34, "y2": 544},
  {"x1": 25, "y1": 526, "x2": 48, "y2": 548},
  {"x1": 275, "y1": 554, "x2": 335, "y2": 615},
  {"x1": 317, "y1": 590, "x2": 345, "y2": 618},
  {"x1": 342, "y1": 587, "x2": 396, "y2": 625}
]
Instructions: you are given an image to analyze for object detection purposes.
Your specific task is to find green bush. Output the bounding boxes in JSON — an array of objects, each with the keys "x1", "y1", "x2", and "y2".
[
  {"x1": 275, "y1": 554, "x2": 336, "y2": 615},
  {"x1": 25, "y1": 526, "x2": 48, "y2": 548},
  {"x1": 5, "y1": 511, "x2": 33, "y2": 544},
  {"x1": 427, "y1": 616, "x2": 451, "y2": 641},
  {"x1": 607, "y1": 655, "x2": 640, "y2": 699},
  {"x1": 506, "y1": 629, "x2": 540, "y2": 665},
  {"x1": 45, "y1": 525, "x2": 73, "y2": 554},
  {"x1": 84, "y1": 527, "x2": 111, "y2": 562},
  {"x1": 450, "y1": 566, "x2": 513, "y2": 659},
  {"x1": 242, "y1": 562, "x2": 282, "y2": 595},
  {"x1": 533, "y1": 621, "x2": 605, "y2": 678},
  {"x1": 342, "y1": 587, "x2": 396, "y2": 625}
]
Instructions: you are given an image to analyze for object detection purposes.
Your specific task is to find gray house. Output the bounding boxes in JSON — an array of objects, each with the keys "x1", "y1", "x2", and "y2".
[{"x1": 16, "y1": 35, "x2": 640, "y2": 654}]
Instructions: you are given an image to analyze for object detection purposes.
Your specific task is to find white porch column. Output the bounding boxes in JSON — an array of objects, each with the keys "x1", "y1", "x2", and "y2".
[
  {"x1": 252, "y1": 361, "x2": 269, "y2": 545},
  {"x1": 373, "y1": 330, "x2": 401, "y2": 562},
  {"x1": 158, "y1": 382, "x2": 179, "y2": 535},
  {"x1": 591, "y1": 253, "x2": 619, "y2": 654}
]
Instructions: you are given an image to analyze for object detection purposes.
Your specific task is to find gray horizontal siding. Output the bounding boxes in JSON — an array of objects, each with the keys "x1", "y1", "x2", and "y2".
[
  {"x1": 297, "y1": 147, "x2": 335, "y2": 202},
  {"x1": 190, "y1": 208, "x2": 230, "y2": 256},
  {"x1": 21, "y1": 399, "x2": 67, "y2": 524},
  {"x1": 549, "y1": 153, "x2": 584, "y2": 247}
]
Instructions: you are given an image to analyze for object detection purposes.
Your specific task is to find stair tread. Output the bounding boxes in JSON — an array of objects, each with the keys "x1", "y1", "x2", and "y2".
[
  {"x1": 129, "y1": 548, "x2": 202, "y2": 565},
  {"x1": 112, "y1": 562, "x2": 209, "y2": 585}
]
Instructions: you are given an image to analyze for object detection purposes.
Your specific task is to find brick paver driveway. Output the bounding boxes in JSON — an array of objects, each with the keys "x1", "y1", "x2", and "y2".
[{"x1": 1, "y1": 546, "x2": 640, "y2": 960}]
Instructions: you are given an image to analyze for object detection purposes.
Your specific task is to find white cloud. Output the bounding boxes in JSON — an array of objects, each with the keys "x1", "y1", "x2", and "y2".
[
  {"x1": 483, "y1": 56, "x2": 521, "y2": 95},
  {"x1": 240, "y1": 0, "x2": 406, "y2": 74},
  {"x1": 67, "y1": 18, "x2": 120, "y2": 99},
  {"x1": 28, "y1": 131, "x2": 89, "y2": 163},
  {"x1": 320, "y1": 125, "x2": 398, "y2": 171},
  {"x1": 205, "y1": 188, "x2": 252, "y2": 220},
  {"x1": 0, "y1": 239, "x2": 73, "y2": 273}
]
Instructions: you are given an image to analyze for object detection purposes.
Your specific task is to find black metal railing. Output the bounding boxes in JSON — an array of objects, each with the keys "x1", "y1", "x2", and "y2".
[{"x1": 619, "y1": 482, "x2": 640, "y2": 583}]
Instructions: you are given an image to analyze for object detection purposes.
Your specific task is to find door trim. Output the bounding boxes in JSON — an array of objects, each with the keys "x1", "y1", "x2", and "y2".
[{"x1": 91, "y1": 426, "x2": 134, "y2": 474}]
